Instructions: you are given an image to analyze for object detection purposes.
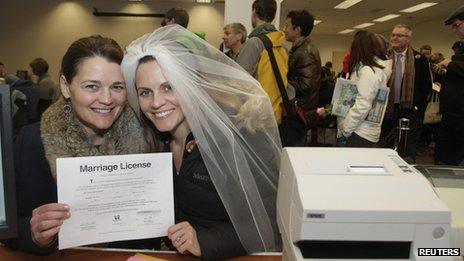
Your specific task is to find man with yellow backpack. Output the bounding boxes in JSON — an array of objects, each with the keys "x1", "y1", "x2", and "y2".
[{"x1": 238, "y1": 0, "x2": 305, "y2": 146}]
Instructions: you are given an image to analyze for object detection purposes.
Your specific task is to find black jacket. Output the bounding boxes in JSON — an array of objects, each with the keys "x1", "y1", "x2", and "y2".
[
  {"x1": 7, "y1": 123, "x2": 160, "y2": 254},
  {"x1": 412, "y1": 50, "x2": 433, "y2": 115},
  {"x1": 173, "y1": 133, "x2": 246, "y2": 260},
  {"x1": 441, "y1": 54, "x2": 464, "y2": 116},
  {"x1": 287, "y1": 36, "x2": 322, "y2": 127},
  {"x1": 10, "y1": 79, "x2": 41, "y2": 123}
]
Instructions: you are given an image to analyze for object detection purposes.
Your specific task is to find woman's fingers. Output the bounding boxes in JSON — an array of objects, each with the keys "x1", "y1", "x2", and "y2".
[
  {"x1": 169, "y1": 223, "x2": 201, "y2": 257},
  {"x1": 167, "y1": 221, "x2": 189, "y2": 236},
  {"x1": 176, "y1": 229, "x2": 194, "y2": 254},
  {"x1": 167, "y1": 221, "x2": 190, "y2": 242},
  {"x1": 33, "y1": 226, "x2": 61, "y2": 246},
  {"x1": 32, "y1": 219, "x2": 63, "y2": 233},
  {"x1": 177, "y1": 240, "x2": 190, "y2": 254},
  {"x1": 30, "y1": 203, "x2": 70, "y2": 247},
  {"x1": 32, "y1": 203, "x2": 69, "y2": 216},
  {"x1": 31, "y1": 210, "x2": 70, "y2": 224}
]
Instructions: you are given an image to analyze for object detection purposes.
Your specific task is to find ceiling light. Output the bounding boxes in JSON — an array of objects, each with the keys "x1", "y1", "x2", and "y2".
[
  {"x1": 338, "y1": 29, "x2": 355, "y2": 34},
  {"x1": 334, "y1": 0, "x2": 363, "y2": 9},
  {"x1": 353, "y1": 22, "x2": 375, "y2": 29},
  {"x1": 400, "y1": 2, "x2": 437, "y2": 13},
  {"x1": 314, "y1": 20, "x2": 322, "y2": 25},
  {"x1": 196, "y1": 0, "x2": 212, "y2": 3},
  {"x1": 373, "y1": 14, "x2": 401, "y2": 22}
]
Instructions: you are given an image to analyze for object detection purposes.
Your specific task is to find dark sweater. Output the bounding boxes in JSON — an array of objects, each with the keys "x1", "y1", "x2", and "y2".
[
  {"x1": 441, "y1": 54, "x2": 464, "y2": 116},
  {"x1": 172, "y1": 132, "x2": 246, "y2": 260},
  {"x1": 7, "y1": 123, "x2": 160, "y2": 254}
]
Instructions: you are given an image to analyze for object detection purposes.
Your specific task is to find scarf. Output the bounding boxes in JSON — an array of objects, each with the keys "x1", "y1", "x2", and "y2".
[
  {"x1": 248, "y1": 23, "x2": 277, "y2": 38},
  {"x1": 387, "y1": 47, "x2": 415, "y2": 112},
  {"x1": 40, "y1": 98, "x2": 148, "y2": 179}
]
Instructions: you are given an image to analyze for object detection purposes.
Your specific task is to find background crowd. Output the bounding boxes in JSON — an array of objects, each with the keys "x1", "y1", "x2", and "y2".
[{"x1": 2, "y1": 0, "x2": 462, "y2": 165}]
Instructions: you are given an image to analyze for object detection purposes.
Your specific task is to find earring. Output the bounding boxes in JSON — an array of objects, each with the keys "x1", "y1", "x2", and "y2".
[{"x1": 63, "y1": 99, "x2": 72, "y2": 114}]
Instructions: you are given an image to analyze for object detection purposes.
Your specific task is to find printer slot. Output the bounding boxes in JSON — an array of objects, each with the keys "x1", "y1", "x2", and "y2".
[
  {"x1": 296, "y1": 240, "x2": 411, "y2": 259},
  {"x1": 348, "y1": 165, "x2": 388, "y2": 174}
]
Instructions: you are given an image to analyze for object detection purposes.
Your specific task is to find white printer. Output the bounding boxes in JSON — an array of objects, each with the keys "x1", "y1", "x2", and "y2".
[{"x1": 277, "y1": 148, "x2": 453, "y2": 260}]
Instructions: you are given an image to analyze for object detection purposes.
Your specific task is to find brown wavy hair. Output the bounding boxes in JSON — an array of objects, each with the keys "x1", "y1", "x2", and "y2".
[{"x1": 349, "y1": 32, "x2": 385, "y2": 77}]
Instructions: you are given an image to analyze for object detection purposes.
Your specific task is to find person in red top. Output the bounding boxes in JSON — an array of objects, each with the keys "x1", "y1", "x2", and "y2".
[{"x1": 341, "y1": 30, "x2": 369, "y2": 76}]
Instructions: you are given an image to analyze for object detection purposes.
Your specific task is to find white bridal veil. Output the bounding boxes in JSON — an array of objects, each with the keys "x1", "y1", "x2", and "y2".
[{"x1": 121, "y1": 25, "x2": 282, "y2": 253}]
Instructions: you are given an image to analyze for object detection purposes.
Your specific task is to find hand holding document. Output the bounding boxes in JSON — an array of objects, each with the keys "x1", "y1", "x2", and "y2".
[{"x1": 57, "y1": 153, "x2": 174, "y2": 249}]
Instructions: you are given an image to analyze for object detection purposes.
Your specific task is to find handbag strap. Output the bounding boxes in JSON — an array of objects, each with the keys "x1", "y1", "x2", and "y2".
[
  {"x1": 256, "y1": 34, "x2": 295, "y2": 115},
  {"x1": 427, "y1": 90, "x2": 439, "y2": 103}
]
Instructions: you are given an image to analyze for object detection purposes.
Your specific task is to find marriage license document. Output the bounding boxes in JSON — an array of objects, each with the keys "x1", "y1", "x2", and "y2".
[{"x1": 57, "y1": 153, "x2": 174, "y2": 249}]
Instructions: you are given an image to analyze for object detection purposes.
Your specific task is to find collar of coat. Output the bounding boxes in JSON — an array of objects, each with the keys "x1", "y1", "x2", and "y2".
[
  {"x1": 40, "y1": 98, "x2": 148, "y2": 179},
  {"x1": 452, "y1": 53, "x2": 464, "y2": 61},
  {"x1": 290, "y1": 36, "x2": 312, "y2": 53},
  {"x1": 248, "y1": 23, "x2": 277, "y2": 38},
  {"x1": 38, "y1": 73, "x2": 51, "y2": 84}
]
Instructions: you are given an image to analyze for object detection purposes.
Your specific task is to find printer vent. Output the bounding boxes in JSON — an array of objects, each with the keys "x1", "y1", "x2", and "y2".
[{"x1": 297, "y1": 240, "x2": 411, "y2": 259}]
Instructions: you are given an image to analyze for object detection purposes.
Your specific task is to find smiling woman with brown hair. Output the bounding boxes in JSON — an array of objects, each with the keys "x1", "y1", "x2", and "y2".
[
  {"x1": 10, "y1": 35, "x2": 153, "y2": 254},
  {"x1": 122, "y1": 25, "x2": 282, "y2": 260}
]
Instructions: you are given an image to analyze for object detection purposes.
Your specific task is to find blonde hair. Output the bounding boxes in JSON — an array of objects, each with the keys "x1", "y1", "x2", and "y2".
[{"x1": 205, "y1": 75, "x2": 274, "y2": 133}]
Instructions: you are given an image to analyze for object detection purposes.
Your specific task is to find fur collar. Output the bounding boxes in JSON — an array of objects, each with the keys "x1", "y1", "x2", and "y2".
[{"x1": 41, "y1": 98, "x2": 148, "y2": 179}]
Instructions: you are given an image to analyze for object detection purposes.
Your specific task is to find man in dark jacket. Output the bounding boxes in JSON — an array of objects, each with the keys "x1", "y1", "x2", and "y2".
[
  {"x1": 29, "y1": 58, "x2": 58, "y2": 101},
  {"x1": 435, "y1": 6, "x2": 464, "y2": 165},
  {"x1": 319, "y1": 62, "x2": 336, "y2": 107},
  {"x1": 381, "y1": 24, "x2": 432, "y2": 162},
  {"x1": 283, "y1": 9, "x2": 321, "y2": 145},
  {"x1": 5, "y1": 74, "x2": 41, "y2": 124}
]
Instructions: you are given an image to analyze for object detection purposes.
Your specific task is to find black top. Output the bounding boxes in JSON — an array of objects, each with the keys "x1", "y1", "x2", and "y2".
[
  {"x1": 6, "y1": 123, "x2": 160, "y2": 254},
  {"x1": 412, "y1": 50, "x2": 433, "y2": 115},
  {"x1": 171, "y1": 132, "x2": 246, "y2": 260},
  {"x1": 10, "y1": 79, "x2": 41, "y2": 123},
  {"x1": 441, "y1": 54, "x2": 464, "y2": 116},
  {"x1": 224, "y1": 49, "x2": 233, "y2": 59}
]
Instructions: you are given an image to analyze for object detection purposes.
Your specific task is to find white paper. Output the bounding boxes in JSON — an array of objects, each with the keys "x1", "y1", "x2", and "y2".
[
  {"x1": 57, "y1": 153, "x2": 174, "y2": 250},
  {"x1": 331, "y1": 78, "x2": 390, "y2": 124},
  {"x1": 331, "y1": 78, "x2": 358, "y2": 117}
]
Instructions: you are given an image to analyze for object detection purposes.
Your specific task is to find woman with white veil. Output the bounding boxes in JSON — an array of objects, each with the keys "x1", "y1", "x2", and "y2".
[{"x1": 122, "y1": 25, "x2": 282, "y2": 259}]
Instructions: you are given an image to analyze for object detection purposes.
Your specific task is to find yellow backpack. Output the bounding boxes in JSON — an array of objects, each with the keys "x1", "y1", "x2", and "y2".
[{"x1": 255, "y1": 31, "x2": 288, "y2": 124}]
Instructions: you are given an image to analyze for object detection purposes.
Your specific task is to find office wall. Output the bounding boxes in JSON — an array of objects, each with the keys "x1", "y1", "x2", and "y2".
[
  {"x1": 410, "y1": 18, "x2": 458, "y2": 59},
  {"x1": 311, "y1": 34, "x2": 352, "y2": 73},
  {"x1": 0, "y1": 0, "x2": 224, "y2": 80}
]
